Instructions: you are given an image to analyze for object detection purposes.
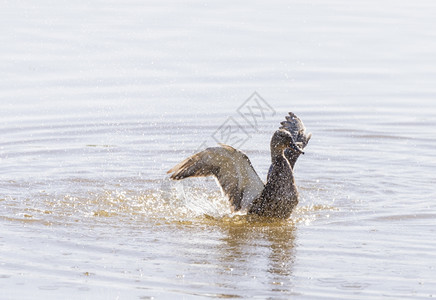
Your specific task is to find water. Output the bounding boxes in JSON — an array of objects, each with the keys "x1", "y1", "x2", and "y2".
[{"x1": 1, "y1": 0, "x2": 436, "y2": 299}]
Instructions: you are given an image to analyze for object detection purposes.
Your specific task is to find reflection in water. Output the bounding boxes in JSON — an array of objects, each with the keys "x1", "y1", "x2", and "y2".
[
  {"x1": 266, "y1": 224, "x2": 296, "y2": 280},
  {"x1": 218, "y1": 218, "x2": 297, "y2": 294}
]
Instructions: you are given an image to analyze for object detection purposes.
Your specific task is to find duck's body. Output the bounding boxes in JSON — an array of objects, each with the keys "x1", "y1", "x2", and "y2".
[
  {"x1": 167, "y1": 112, "x2": 311, "y2": 219},
  {"x1": 249, "y1": 151, "x2": 298, "y2": 218}
]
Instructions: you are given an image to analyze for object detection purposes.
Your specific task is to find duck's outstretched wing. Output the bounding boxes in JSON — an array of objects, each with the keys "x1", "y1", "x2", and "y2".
[
  {"x1": 280, "y1": 112, "x2": 312, "y2": 148},
  {"x1": 167, "y1": 145, "x2": 264, "y2": 211},
  {"x1": 280, "y1": 112, "x2": 312, "y2": 168}
]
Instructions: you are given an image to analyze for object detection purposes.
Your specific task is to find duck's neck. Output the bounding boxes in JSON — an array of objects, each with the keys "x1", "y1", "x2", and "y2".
[
  {"x1": 270, "y1": 145, "x2": 285, "y2": 160},
  {"x1": 270, "y1": 148, "x2": 295, "y2": 183}
]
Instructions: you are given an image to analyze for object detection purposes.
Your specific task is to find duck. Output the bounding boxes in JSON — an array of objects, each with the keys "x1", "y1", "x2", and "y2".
[{"x1": 167, "y1": 112, "x2": 311, "y2": 219}]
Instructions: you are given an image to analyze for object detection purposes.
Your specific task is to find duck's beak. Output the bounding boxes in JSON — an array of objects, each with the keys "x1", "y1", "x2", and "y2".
[{"x1": 290, "y1": 140, "x2": 305, "y2": 155}]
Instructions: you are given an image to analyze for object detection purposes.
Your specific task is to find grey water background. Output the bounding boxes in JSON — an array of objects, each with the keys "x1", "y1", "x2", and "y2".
[{"x1": 1, "y1": 0, "x2": 436, "y2": 299}]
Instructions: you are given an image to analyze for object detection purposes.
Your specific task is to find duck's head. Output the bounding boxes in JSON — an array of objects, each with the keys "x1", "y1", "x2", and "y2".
[{"x1": 271, "y1": 129, "x2": 305, "y2": 155}]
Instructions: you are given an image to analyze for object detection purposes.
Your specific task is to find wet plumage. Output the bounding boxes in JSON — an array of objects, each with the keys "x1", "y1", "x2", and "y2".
[{"x1": 167, "y1": 112, "x2": 311, "y2": 219}]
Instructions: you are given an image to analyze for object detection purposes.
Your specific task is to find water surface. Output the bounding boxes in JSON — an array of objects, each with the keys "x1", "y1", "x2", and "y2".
[{"x1": 1, "y1": 0, "x2": 436, "y2": 299}]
